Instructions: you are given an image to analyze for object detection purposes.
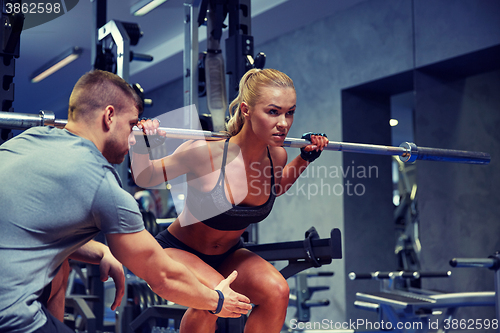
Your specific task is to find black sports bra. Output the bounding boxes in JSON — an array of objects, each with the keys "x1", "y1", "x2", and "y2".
[{"x1": 185, "y1": 139, "x2": 276, "y2": 231}]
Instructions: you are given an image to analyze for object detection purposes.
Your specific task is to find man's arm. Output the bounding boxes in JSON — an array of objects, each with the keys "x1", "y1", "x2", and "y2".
[{"x1": 106, "y1": 230, "x2": 252, "y2": 317}]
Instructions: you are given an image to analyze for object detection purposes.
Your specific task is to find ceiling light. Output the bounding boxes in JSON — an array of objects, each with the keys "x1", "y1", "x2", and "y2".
[
  {"x1": 131, "y1": 0, "x2": 168, "y2": 16},
  {"x1": 30, "y1": 47, "x2": 83, "y2": 83},
  {"x1": 389, "y1": 119, "x2": 399, "y2": 127}
]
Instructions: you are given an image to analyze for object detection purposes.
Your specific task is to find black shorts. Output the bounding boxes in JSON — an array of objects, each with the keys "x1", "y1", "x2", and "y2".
[{"x1": 155, "y1": 229, "x2": 244, "y2": 269}]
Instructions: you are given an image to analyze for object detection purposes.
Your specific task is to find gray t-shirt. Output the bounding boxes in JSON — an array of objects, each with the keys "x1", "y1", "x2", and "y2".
[{"x1": 0, "y1": 127, "x2": 144, "y2": 333}]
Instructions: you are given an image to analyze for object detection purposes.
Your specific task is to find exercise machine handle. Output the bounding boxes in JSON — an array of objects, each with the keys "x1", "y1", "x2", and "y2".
[{"x1": 450, "y1": 257, "x2": 500, "y2": 270}]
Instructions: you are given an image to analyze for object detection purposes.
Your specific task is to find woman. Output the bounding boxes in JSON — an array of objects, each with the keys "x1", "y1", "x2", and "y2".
[{"x1": 132, "y1": 68, "x2": 328, "y2": 333}]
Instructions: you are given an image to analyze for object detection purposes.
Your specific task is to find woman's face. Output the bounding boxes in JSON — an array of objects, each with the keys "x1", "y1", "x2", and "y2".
[{"x1": 245, "y1": 86, "x2": 296, "y2": 146}]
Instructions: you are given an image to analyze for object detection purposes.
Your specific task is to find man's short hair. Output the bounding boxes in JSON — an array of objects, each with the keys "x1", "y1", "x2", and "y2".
[{"x1": 68, "y1": 70, "x2": 143, "y2": 121}]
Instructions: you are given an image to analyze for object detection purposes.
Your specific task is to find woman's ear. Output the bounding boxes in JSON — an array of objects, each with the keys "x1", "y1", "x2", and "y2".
[{"x1": 241, "y1": 102, "x2": 250, "y2": 118}]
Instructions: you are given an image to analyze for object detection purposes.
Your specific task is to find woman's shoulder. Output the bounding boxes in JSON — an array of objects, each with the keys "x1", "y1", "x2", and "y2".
[
  {"x1": 173, "y1": 139, "x2": 230, "y2": 168},
  {"x1": 268, "y1": 145, "x2": 288, "y2": 167},
  {"x1": 175, "y1": 138, "x2": 225, "y2": 153}
]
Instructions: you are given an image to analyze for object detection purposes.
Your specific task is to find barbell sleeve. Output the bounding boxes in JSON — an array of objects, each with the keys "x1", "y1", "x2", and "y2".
[
  {"x1": 0, "y1": 111, "x2": 491, "y2": 165},
  {"x1": 399, "y1": 142, "x2": 491, "y2": 165},
  {"x1": 416, "y1": 146, "x2": 490, "y2": 164},
  {"x1": 0, "y1": 111, "x2": 67, "y2": 130}
]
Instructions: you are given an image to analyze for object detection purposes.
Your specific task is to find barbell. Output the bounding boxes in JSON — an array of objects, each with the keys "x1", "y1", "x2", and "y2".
[{"x1": 0, "y1": 110, "x2": 491, "y2": 165}]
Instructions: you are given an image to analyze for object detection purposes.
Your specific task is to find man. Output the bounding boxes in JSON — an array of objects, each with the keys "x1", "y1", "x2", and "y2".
[{"x1": 0, "y1": 70, "x2": 251, "y2": 333}]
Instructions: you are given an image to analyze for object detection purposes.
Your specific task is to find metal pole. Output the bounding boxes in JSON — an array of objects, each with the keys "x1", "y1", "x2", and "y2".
[
  {"x1": 183, "y1": 0, "x2": 200, "y2": 110},
  {"x1": 91, "y1": 0, "x2": 107, "y2": 70},
  {"x1": 135, "y1": 126, "x2": 491, "y2": 165},
  {"x1": 0, "y1": 111, "x2": 491, "y2": 165},
  {"x1": 0, "y1": 110, "x2": 66, "y2": 130}
]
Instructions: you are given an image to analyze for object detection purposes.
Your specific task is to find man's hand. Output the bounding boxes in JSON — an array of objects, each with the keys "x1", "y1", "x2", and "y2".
[
  {"x1": 214, "y1": 271, "x2": 252, "y2": 318},
  {"x1": 99, "y1": 249, "x2": 126, "y2": 311},
  {"x1": 69, "y1": 240, "x2": 126, "y2": 311}
]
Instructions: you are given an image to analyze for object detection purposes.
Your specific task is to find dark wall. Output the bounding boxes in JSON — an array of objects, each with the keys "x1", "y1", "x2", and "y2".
[
  {"x1": 341, "y1": 90, "x2": 394, "y2": 321},
  {"x1": 141, "y1": 76, "x2": 184, "y2": 119},
  {"x1": 341, "y1": 57, "x2": 500, "y2": 324},
  {"x1": 415, "y1": 68, "x2": 500, "y2": 322},
  {"x1": 414, "y1": 0, "x2": 500, "y2": 66}
]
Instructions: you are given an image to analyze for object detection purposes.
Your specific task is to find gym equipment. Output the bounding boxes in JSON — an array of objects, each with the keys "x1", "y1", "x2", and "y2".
[
  {"x1": 130, "y1": 303, "x2": 186, "y2": 333},
  {"x1": 92, "y1": 1, "x2": 152, "y2": 112},
  {"x1": 349, "y1": 270, "x2": 451, "y2": 281},
  {"x1": 0, "y1": 110, "x2": 490, "y2": 165},
  {"x1": 0, "y1": 3, "x2": 23, "y2": 143},
  {"x1": 450, "y1": 252, "x2": 500, "y2": 332},
  {"x1": 281, "y1": 272, "x2": 334, "y2": 333},
  {"x1": 192, "y1": 0, "x2": 266, "y2": 132},
  {"x1": 64, "y1": 260, "x2": 110, "y2": 333},
  {"x1": 132, "y1": 128, "x2": 489, "y2": 164},
  {"x1": 393, "y1": 157, "x2": 421, "y2": 289},
  {"x1": 0, "y1": 110, "x2": 67, "y2": 130},
  {"x1": 198, "y1": 0, "x2": 227, "y2": 132},
  {"x1": 97, "y1": 20, "x2": 143, "y2": 83},
  {"x1": 288, "y1": 272, "x2": 333, "y2": 322},
  {"x1": 246, "y1": 227, "x2": 341, "y2": 279},
  {"x1": 141, "y1": 210, "x2": 160, "y2": 237},
  {"x1": 65, "y1": 296, "x2": 99, "y2": 332},
  {"x1": 350, "y1": 270, "x2": 495, "y2": 333}
]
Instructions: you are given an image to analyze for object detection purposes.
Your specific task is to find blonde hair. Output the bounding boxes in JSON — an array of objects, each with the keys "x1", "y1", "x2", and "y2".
[{"x1": 226, "y1": 68, "x2": 295, "y2": 136}]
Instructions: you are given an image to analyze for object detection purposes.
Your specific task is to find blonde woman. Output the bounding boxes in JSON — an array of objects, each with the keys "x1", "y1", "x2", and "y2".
[{"x1": 132, "y1": 68, "x2": 328, "y2": 333}]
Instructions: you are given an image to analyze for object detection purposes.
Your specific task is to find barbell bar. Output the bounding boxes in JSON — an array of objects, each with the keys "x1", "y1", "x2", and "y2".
[
  {"x1": 131, "y1": 128, "x2": 491, "y2": 165},
  {"x1": 0, "y1": 110, "x2": 491, "y2": 165}
]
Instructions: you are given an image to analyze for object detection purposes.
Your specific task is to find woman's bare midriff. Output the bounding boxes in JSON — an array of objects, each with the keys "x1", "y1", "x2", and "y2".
[{"x1": 167, "y1": 218, "x2": 245, "y2": 255}]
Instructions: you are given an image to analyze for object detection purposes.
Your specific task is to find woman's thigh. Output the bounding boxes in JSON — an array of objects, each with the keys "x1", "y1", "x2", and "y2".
[
  {"x1": 163, "y1": 248, "x2": 224, "y2": 288},
  {"x1": 217, "y1": 248, "x2": 289, "y2": 305}
]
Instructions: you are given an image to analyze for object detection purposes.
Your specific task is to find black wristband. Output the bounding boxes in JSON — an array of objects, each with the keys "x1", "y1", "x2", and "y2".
[
  {"x1": 300, "y1": 132, "x2": 327, "y2": 163},
  {"x1": 131, "y1": 118, "x2": 165, "y2": 155},
  {"x1": 130, "y1": 133, "x2": 166, "y2": 156},
  {"x1": 208, "y1": 290, "x2": 224, "y2": 315}
]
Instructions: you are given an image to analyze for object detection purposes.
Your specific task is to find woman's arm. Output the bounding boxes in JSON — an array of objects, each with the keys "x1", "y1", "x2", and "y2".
[
  {"x1": 130, "y1": 118, "x2": 193, "y2": 188},
  {"x1": 130, "y1": 117, "x2": 223, "y2": 188},
  {"x1": 131, "y1": 139, "x2": 220, "y2": 188},
  {"x1": 130, "y1": 149, "x2": 188, "y2": 188},
  {"x1": 276, "y1": 154, "x2": 309, "y2": 196},
  {"x1": 275, "y1": 134, "x2": 329, "y2": 196}
]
